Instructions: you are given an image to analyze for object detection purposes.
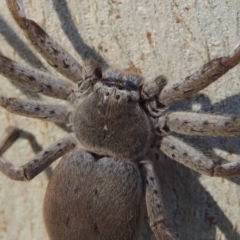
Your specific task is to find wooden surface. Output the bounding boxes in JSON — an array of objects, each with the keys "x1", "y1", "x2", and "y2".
[{"x1": 0, "y1": 0, "x2": 240, "y2": 239}]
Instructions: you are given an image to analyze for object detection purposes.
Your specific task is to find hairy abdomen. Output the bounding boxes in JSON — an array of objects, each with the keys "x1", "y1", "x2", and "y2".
[{"x1": 44, "y1": 150, "x2": 144, "y2": 240}]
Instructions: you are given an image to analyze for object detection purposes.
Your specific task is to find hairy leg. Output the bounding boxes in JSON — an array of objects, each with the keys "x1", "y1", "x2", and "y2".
[
  {"x1": 141, "y1": 160, "x2": 174, "y2": 240},
  {"x1": 0, "y1": 134, "x2": 76, "y2": 181},
  {"x1": 160, "y1": 135, "x2": 240, "y2": 177},
  {"x1": 0, "y1": 55, "x2": 74, "y2": 100},
  {"x1": 0, "y1": 126, "x2": 54, "y2": 178},
  {"x1": 159, "y1": 112, "x2": 240, "y2": 136},
  {"x1": 6, "y1": 0, "x2": 83, "y2": 82},
  {"x1": 0, "y1": 89, "x2": 70, "y2": 123},
  {"x1": 159, "y1": 41, "x2": 240, "y2": 105}
]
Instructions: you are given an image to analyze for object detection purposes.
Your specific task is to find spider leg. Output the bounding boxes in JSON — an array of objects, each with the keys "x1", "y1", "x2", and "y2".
[
  {"x1": 0, "y1": 126, "x2": 54, "y2": 178},
  {"x1": 0, "y1": 89, "x2": 70, "y2": 123},
  {"x1": 159, "y1": 112, "x2": 240, "y2": 136},
  {"x1": 158, "y1": 41, "x2": 240, "y2": 105},
  {"x1": 0, "y1": 55, "x2": 74, "y2": 100},
  {"x1": 0, "y1": 134, "x2": 76, "y2": 181},
  {"x1": 6, "y1": 0, "x2": 82, "y2": 82},
  {"x1": 140, "y1": 160, "x2": 174, "y2": 240},
  {"x1": 160, "y1": 135, "x2": 240, "y2": 177}
]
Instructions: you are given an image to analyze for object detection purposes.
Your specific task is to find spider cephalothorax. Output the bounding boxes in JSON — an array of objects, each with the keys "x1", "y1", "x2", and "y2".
[{"x1": 72, "y1": 63, "x2": 157, "y2": 159}]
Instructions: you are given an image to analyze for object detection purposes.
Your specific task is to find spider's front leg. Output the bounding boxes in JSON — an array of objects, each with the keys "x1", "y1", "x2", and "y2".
[
  {"x1": 141, "y1": 161, "x2": 174, "y2": 240},
  {"x1": 7, "y1": 0, "x2": 83, "y2": 82},
  {"x1": 0, "y1": 134, "x2": 76, "y2": 181},
  {"x1": 158, "y1": 41, "x2": 240, "y2": 105}
]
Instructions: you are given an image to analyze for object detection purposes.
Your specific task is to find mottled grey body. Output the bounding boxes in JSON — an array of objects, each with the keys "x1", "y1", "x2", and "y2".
[
  {"x1": 73, "y1": 88, "x2": 154, "y2": 160},
  {"x1": 44, "y1": 151, "x2": 143, "y2": 240},
  {"x1": 1, "y1": 1, "x2": 240, "y2": 240}
]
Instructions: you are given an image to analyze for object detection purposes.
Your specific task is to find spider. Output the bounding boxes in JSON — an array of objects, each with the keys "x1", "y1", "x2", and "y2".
[{"x1": 0, "y1": 0, "x2": 240, "y2": 239}]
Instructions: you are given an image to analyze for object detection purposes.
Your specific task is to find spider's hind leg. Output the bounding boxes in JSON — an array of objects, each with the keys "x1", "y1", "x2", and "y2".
[
  {"x1": 141, "y1": 160, "x2": 174, "y2": 240},
  {"x1": 0, "y1": 134, "x2": 76, "y2": 181},
  {"x1": 0, "y1": 126, "x2": 54, "y2": 179}
]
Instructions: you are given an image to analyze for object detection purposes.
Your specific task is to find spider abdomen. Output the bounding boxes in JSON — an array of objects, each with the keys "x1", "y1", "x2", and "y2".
[{"x1": 44, "y1": 150, "x2": 144, "y2": 240}]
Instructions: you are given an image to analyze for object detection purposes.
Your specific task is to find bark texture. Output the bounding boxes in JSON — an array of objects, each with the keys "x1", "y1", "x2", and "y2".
[{"x1": 0, "y1": 0, "x2": 240, "y2": 239}]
